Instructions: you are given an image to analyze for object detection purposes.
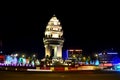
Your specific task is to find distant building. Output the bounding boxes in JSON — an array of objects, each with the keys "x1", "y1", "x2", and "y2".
[
  {"x1": 67, "y1": 49, "x2": 83, "y2": 59},
  {"x1": 62, "y1": 49, "x2": 83, "y2": 60},
  {"x1": 98, "y1": 51, "x2": 120, "y2": 64},
  {"x1": 62, "y1": 49, "x2": 68, "y2": 60}
]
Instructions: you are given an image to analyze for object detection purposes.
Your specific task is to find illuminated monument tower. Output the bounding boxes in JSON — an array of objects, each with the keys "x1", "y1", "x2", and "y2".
[{"x1": 43, "y1": 15, "x2": 64, "y2": 59}]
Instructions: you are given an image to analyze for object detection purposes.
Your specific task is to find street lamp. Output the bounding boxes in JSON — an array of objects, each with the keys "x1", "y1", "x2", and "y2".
[
  {"x1": 33, "y1": 54, "x2": 36, "y2": 57},
  {"x1": 22, "y1": 54, "x2": 25, "y2": 58},
  {"x1": 14, "y1": 54, "x2": 18, "y2": 57},
  {"x1": 95, "y1": 54, "x2": 98, "y2": 57}
]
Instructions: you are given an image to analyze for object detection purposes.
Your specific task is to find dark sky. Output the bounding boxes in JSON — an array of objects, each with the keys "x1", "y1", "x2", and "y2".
[{"x1": 1, "y1": 1, "x2": 120, "y2": 55}]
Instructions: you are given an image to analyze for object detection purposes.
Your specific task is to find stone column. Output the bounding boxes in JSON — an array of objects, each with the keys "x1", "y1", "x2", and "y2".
[
  {"x1": 57, "y1": 45, "x2": 62, "y2": 58},
  {"x1": 45, "y1": 45, "x2": 50, "y2": 57},
  {"x1": 54, "y1": 46, "x2": 57, "y2": 59}
]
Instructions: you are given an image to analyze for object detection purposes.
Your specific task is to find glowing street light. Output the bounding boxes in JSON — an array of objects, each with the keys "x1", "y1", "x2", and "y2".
[
  {"x1": 94, "y1": 54, "x2": 99, "y2": 60},
  {"x1": 14, "y1": 54, "x2": 18, "y2": 57},
  {"x1": 22, "y1": 54, "x2": 25, "y2": 58},
  {"x1": 95, "y1": 54, "x2": 98, "y2": 57},
  {"x1": 83, "y1": 57, "x2": 86, "y2": 61},
  {"x1": 33, "y1": 54, "x2": 36, "y2": 57}
]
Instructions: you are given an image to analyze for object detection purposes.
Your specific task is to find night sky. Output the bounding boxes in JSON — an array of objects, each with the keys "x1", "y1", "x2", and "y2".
[{"x1": 1, "y1": 2, "x2": 120, "y2": 56}]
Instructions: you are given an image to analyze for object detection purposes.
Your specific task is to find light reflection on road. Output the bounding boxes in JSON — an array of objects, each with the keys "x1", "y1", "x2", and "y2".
[{"x1": 0, "y1": 71, "x2": 120, "y2": 80}]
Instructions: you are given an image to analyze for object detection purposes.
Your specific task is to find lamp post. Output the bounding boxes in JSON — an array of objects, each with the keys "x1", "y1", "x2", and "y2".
[
  {"x1": 95, "y1": 54, "x2": 98, "y2": 59},
  {"x1": 22, "y1": 54, "x2": 25, "y2": 58},
  {"x1": 33, "y1": 54, "x2": 36, "y2": 57},
  {"x1": 14, "y1": 54, "x2": 18, "y2": 57}
]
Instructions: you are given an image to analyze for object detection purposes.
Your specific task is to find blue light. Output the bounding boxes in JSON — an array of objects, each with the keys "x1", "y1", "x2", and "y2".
[
  {"x1": 116, "y1": 66, "x2": 120, "y2": 69},
  {"x1": 95, "y1": 60, "x2": 100, "y2": 66},
  {"x1": 107, "y1": 53, "x2": 118, "y2": 54},
  {"x1": 99, "y1": 52, "x2": 118, "y2": 55},
  {"x1": 86, "y1": 60, "x2": 89, "y2": 65},
  {"x1": 5, "y1": 55, "x2": 12, "y2": 64},
  {"x1": 112, "y1": 56, "x2": 120, "y2": 64},
  {"x1": 114, "y1": 64, "x2": 120, "y2": 71},
  {"x1": 62, "y1": 50, "x2": 68, "y2": 60}
]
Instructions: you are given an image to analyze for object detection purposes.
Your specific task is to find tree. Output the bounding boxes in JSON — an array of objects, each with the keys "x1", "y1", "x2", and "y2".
[
  {"x1": 87, "y1": 56, "x2": 91, "y2": 64},
  {"x1": 81, "y1": 56, "x2": 86, "y2": 62}
]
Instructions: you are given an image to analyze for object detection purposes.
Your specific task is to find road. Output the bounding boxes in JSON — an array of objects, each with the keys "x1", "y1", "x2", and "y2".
[{"x1": 0, "y1": 70, "x2": 120, "y2": 80}]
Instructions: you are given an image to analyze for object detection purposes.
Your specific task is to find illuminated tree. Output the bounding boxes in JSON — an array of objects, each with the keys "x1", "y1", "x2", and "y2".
[
  {"x1": 81, "y1": 56, "x2": 86, "y2": 62},
  {"x1": 5, "y1": 55, "x2": 12, "y2": 64},
  {"x1": 95, "y1": 59, "x2": 100, "y2": 65},
  {"x1": 12, "y1": 57, "x2": 17, "y2": 64},
  {"x1": 35, "y1": 59, "x2": 40, "y2": 65},
  {"x1": 87, "y1": 56, "x2": 91, "y2": 64}
]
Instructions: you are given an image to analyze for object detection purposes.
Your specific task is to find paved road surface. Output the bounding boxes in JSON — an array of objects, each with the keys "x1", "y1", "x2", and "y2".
[{"x1": 0, "y1": 71, "x2": 120, "y2": 80}]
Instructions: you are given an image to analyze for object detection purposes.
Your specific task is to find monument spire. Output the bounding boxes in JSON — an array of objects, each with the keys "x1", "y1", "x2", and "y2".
[
  {"x1": 43, "y1": 15, "x2": 64, "y2": 59},
  {"x1": 53, "y1": 14, "x2": 56, "y2": 17}
]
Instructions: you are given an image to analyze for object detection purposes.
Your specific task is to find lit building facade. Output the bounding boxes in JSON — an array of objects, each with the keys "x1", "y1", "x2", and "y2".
[
  {"x1": 98, "y1": 51, "x2": 120, "y2": 64},
  {"x1": 43, "y1": 15, "x2": 64, "y2": 59},
  {"x1": 67, "y1": 49, "x2": 82, "y2": 59}
]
